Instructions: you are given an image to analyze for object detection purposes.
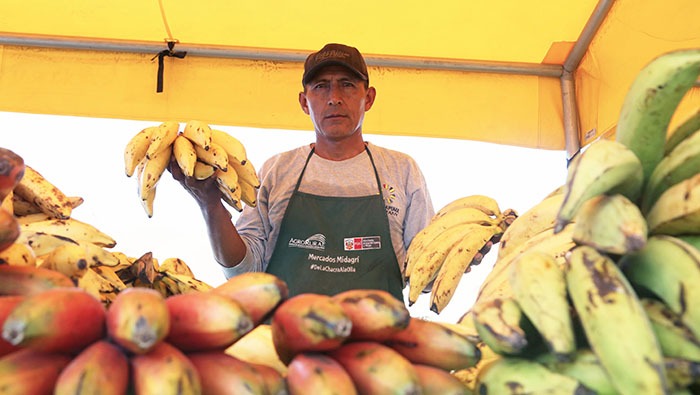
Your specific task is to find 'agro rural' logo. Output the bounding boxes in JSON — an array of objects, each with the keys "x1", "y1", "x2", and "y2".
[{"x1": 288, "y1": 233, "x2": 326, "y2": 251}]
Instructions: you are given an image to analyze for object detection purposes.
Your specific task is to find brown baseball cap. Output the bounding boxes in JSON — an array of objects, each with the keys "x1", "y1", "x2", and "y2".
[{"x1": 302, "y1": 43, "x2": 369, "y2": 85}]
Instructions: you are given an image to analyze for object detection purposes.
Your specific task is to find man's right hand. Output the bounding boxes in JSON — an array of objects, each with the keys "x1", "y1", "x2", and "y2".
[{"x1": 168, "y1": 157, "x2": 222, "y2": 208}]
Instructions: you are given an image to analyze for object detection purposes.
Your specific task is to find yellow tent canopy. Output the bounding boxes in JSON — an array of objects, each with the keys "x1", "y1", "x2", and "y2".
[{"x1": 0, "y1": 0, "x2": 699, "y2": 158}]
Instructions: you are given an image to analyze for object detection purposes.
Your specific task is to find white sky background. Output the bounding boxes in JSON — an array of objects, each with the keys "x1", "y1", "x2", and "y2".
[{"x1": 2, "y1": 111, "x2": 568, "y2": 323}]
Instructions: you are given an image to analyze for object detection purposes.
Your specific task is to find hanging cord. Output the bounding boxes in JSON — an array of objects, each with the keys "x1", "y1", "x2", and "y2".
[{"x1": 151, "y1": 0, "x2": 187, "y2": 93}]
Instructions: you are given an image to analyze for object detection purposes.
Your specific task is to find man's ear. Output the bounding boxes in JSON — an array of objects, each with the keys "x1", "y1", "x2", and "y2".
[
  {"x1": 299, "y1": 92, "x2": 310, "y2": 115},
  {"x1": 365, "y1": 86, "x2": 377, "y2": 111}
]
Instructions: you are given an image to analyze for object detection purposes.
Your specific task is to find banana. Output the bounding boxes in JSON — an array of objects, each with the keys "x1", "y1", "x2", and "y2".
[
  {"x1": 37, "y1": 241, "x2": 90, "y2": 281},
  {"x1": 566, "y1": 245, "x2": 667, "y2": 395},
  {"x1": 572, "y1": 193, "x2": 648, "y2": 255},
  {"x1": 619, "y1": 234, "x2": 700, "y2": 340},
  {"x1": 54, "y1": 339, "x2": 130, "y2": 395},
  {"x1": 161, "y1": 270, "x2": 213, "y2": 293},
  {"x1": 0, "y1": 264, "x2": 74, "y2": 295},
  {"x1": 408, "y1": 223, "x2": 499, "y2": 305},
  {"x1": 230, "y1": 158, "x2": 261, "y2": 188},
  {"x1": 13, "y1": 164, "x2": 73, "y2": 220},
  {"x1": 11, "y1": 193, "x2": 83, "y2": 218},
  {"x1": 2, "y1": 287, "x2": 106, "y2": 354},
  {"x1": 124, "y1": 126, "x2": 156, "y2": 177},
  {"x1": 212, "y1": 128, "x2": 249, "y2": 165},
  {"x1": 475, "y1": 223, "x2": 576, "y2": 306},
  {"x1": 646, "y1": 172, "x2": 700, "y2": 236},
  {"x1": 137, "y1": 142, "x2": 173, "y2": 201},
  {"x1": 141, "y1": 181, "x2": 157, "y2": 217},
  {"x1": 0, "y1": 348, "x2": 73, "y2": 394},
  {"x1": 616, "y1": 48, "x2": 700, "y2": 183},
  {"x1": 641, "y1": 297, "x2": 700, "y2": 362},
  {"x1": 193, "y1": 160, "x2": 216, "y2": 180},
  {"x1": 76, "y1": 267, "x2": 125, "y2": 306},
  {"x1": 239, "y1": 178, "x2": 258, "y2": 208},
  {"x1": 172, "y1": 133, "x2": 198, "y2": 177},
  {"x1": 213, "y1": 272, "x2": 289, "y2": 325},
  {"x1": 0, "y1": 190, "x2": 13, "y2": 214},
  {"x1": 471, "y1": 296, "x2": 539, "y2": 357},
  {"x1": 413, "y1": 363, "x2": 472, "y2": 395},
  {"x1": 106, "y1": 287, "x2": 170, "y2": 354},
  {"x1": 666, "y1": 108, "x2": 700, "y2": 155},
  {"x1": 131, "y1": 341, "x2": 202, "y2": 395},
  {"x1": 214, "y1": 166, "x2": 239, "y2": 194},
  {"x1": 451, "y1": 341, "x2": 501, "y2": 392},
  {"x1": 0, "y1": 296, "x2": 23, "y2": 357},
  {"x1": 641, "y1": 122, "x2": 700, "y2": 213},
  {"x1": 384, "y1": 317, "x2": 481, "y2": 371},
  {"x1": 331, "y1": 288, "x2": 410, "y2": 342},
  {"x1": 555, "y1": 138, "x2": 644, "y2": 232},
  {"x1": 508, "y1": 250, "x2": 576, "y2": 360},
  {"x1": 328, "y1": 341, "x2": 422, "y2": 394},
  {"x1": 475, "y1": 357, "x2": 590, "y2": 395},
  {"x1": 157, "y1": 256, "x2": 195, "y2": 277},
  {"x1": 217, "y1": 176, "x2": 243, "y2": 212},
  {"x1": 188, "y1": 351, "x2": 269, "y2": 395},
  {"x1": 429, "y1": 223, "x2": 503, "y2": 314},
  {"x1": 145, "y1": 120, "x2": 179, "y2": 160},
  {"x1": 0, "y1": 148, "x2": 25, "y2": 202},
  {"x1": 536, "y1": 348, "x2": 618, "y2": 395},
  {"x1": 664, "y1": 357, "x2": 700, "y2": 392},
  {"x1": 405, "y1": 207, "x2": 498, "y2": 278},
  {"x1": 497, "y1": 192, "x2": 564, "y2": 259},
  {"x1": 643, "y1": 127, "x2": 700, "y2": 214},
  {"x1": 434, "y1": 194, "x2": 502, "y2": 219},
  {"x1": 182, "y1": 119, "x2": 213, "y2": 151},
  {"x1": 0, "y1": 207, "x2": 20, "y2": 253},
  {"x1": 19, "y1": 216, "x2": 117, "y2": 248},
  {"x1": 165, "y1": 291, "x2": 254, "y2": 352},
  {"x1": 270, "y1": 293, "x2": 352, "y2": 364},
  {"x1": 194, "y1": 141, "x2": 229, "y2": 172},
  {"x1": 225, "y1": 324, "x2": 288, "y2": 376},
  {"x1": 286, "y1": 352, "x2": 358, "y2": 395}
]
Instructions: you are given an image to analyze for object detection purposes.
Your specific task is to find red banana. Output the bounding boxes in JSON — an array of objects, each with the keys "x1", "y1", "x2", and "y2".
[
  {"x1": 0, "y1": 347, "x2": 72, "y2": 394},
  {"x1": 188, "y1": 350, "x2": 269, "y2": 395},
  {"x1": 131, "y1": 341, "x2": 202, "y2": 395},
  {"x1": 332, "y1": 288, "x2": 411, "y2": 341},
  {"x1": 106, "y1": 287, "x2": 170, "y2": 355},
  {"x1": 0, "y1": 264, "x2": 74, "y2": 296},
  {"x1": 54, "y1": 339, "x2": 130, "y2": 395},
  {"x1": 287, "y1": 352, "x2": 358, "y2": 395},
  {"x1": 0, "y1": 295, "x2": 24, "y2": 357}
]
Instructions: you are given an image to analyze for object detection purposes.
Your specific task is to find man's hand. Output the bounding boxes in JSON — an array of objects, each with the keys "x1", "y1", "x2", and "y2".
[{"x1": 167, "y1": 157, "x2": 221, "y2": 207}]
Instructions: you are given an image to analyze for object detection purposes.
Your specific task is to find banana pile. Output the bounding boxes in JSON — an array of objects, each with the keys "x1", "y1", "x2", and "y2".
[
  {"x1": 0, "y1": 151, "x2": 213, "y2": 306},
  {"x1": 404, "y1": 194, "x2": 518, "y2": 314},
  {"x1": 450, "y1": 48, "x2": 700, "y2": 394},
  {"x1": 124, "y1": 120, "x2": 260, "y2": 217}
]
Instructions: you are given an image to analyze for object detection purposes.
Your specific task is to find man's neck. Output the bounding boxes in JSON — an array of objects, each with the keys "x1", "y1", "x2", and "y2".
[{"x1": 312, "y1": 138, "x2": 367, "y2": 161}]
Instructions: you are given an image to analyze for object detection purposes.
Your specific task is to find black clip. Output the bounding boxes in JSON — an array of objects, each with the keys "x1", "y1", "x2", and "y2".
[{"x1": 152, "y1": 41, "x2": 187, "y2": 93}]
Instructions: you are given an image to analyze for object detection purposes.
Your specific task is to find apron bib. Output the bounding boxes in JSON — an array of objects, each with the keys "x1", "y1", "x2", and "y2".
[{"x1": 265, "y1": 146, "x2": 404, "y2": 300}]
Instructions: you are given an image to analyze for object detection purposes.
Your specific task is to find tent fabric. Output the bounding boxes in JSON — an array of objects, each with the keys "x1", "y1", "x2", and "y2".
[{"x1": 0, "y1": 0, "x2": 698, "y2": 153}]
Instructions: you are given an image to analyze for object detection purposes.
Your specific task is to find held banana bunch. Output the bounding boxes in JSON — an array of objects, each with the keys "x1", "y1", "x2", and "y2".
[
  {"x1": 124, "y1": 120, "x2": 260, "y2": 217},
  {"x1": 404, "y1": 194, "x2": 515, "y2": 312}
]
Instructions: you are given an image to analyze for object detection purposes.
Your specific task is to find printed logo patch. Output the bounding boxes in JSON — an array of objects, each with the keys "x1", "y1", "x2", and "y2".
[
  {"x1": 289, "y1": 233, "x2": 326, "y2": 251},
  {"x1": 344, "y1": 236, "x2": 381, "y2": 251},
  {"x1": 382, "y1": 183, "x2": 396, "y2": 204}
]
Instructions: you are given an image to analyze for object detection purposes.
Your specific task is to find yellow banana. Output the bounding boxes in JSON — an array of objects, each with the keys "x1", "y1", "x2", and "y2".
[
  {"x1": 124, "y1": 126, "x2": 156, "y2": 177},
  {"x1": 194, "y1": 141, "x2": 229, "y2": 172},
  {"x1": 193, "y1": 160, "x2": 216, "y2": 180},
  {"x1": 476, "y1": 357, "x2": 589, "y2": 394},
  {"x1": 172, "y1": 134, "x2": 197, "y2": 178},
  {"x1": 0, "y1": 242, "x2": 36, "y2": 266},
  {"x1": 429, "y1": 224, "x2": 502, "y2": 314},
  {"x1": 646, "y1": 172, "x2": 700, "y2": 236},
  {"x1": 471, "y1": 296, "x2": 537, "y2": 356},
  {"x1": 214, "y1": 167, "x2": 239, "y2": 194},
  {"x1": 137, "y1": 143, "x2": 172, "y2": 201},
  {"x1": 497, "y1": 192, "x2": 564, "y2": 259},
  {"x1": 566, "y1": 245, "x2": 667, "y2": 395},
  {"x1": 665, "y1": 108, "x2": 700, "y2": 155},
  {"x1": 641, "y1": 297, "x2": 700, "y2": 362},
  {"x1": 238, "y1": 178, "x2": 258, "y2": 208},
  {"x1": 38, "y1": 241, "x2": 90, "y2": 281},
  {"x1": 13, "y1": 165, "x2": 73, "y2": 220},
  {"x1": 572, "y1": 193, "x2": 648, "y2": 255},
  {"x1": 212, "y1": 128, "x2": 249, "y2": 165},
  {"x1": 182, "y1": 119, "x2": 213, "y2": 151},
  {"x1": 145, "y1": 121, "x2": 179, "y2": 160},
  {"x1": 434, "y1": 194, "x2": 502, "y2": 219},
  {"x1": 230, "y1": 158, "x2": 261, "y2": 188},
  {"x1": 157, "y1": 257, "x2": 195, "y2": 277},
  {"x1": 217, "y1": 177, "x2": 243, "y2": 212},
  {"x1": 19, "y1": 217, "x2": 117, "y2": 248}
]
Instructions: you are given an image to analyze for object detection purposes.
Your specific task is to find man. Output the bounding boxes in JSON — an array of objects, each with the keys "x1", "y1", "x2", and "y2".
[{"x1": 170, "y1": 43, "x2": 434, "y2": 300}]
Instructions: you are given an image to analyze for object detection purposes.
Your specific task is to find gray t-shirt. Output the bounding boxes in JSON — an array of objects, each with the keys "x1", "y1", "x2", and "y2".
[{"x1": 222, "y1": 142, "x2": 435, "y2": 281}]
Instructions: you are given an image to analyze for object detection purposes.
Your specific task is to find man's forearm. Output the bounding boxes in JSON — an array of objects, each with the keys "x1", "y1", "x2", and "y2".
[{"x1": 199, "y1": 199, "x2": 247, "y2": 268}]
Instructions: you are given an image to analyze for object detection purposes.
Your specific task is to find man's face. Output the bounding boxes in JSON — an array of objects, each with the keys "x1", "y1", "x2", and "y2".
[{"x1": 299, "y1": 65, "x2": 376, "y2": 142}]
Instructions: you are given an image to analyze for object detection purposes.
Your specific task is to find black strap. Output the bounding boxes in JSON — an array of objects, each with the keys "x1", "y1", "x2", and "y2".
[{"x1": 152, "y1": 41, "x2": 187, "y2": 93}]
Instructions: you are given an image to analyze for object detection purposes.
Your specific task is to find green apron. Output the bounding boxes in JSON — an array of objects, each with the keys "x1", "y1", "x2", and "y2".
[{"x1": 265, "y1": 146, "x2": 404, "y2": 300}]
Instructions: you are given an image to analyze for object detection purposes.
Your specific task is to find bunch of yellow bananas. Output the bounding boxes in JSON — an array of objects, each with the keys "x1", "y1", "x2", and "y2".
[
  {"x1": 451, "y1": 48, "x2": 700, "y2": 395},
  {"x1": 123, "y1": 120, "x2": 260, "y2": 217}
]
